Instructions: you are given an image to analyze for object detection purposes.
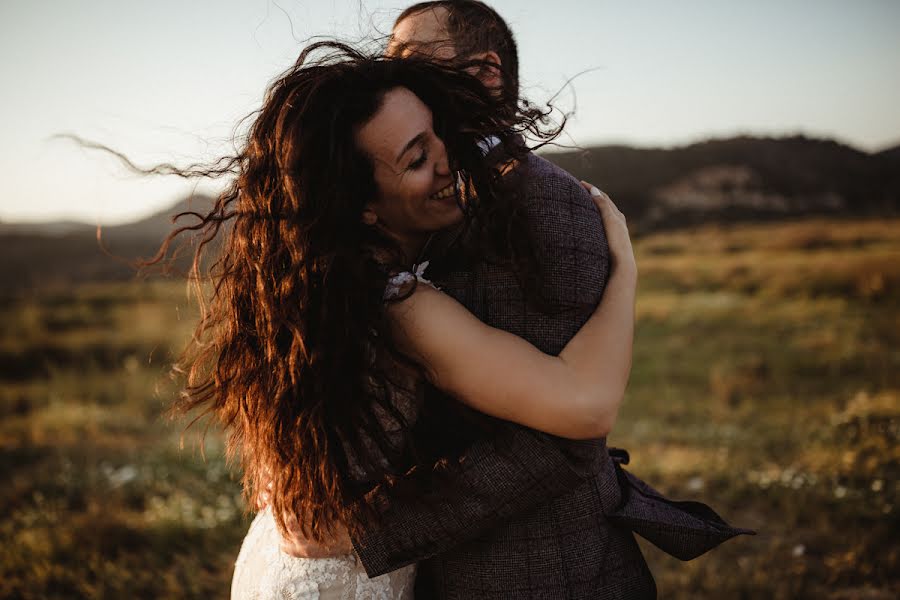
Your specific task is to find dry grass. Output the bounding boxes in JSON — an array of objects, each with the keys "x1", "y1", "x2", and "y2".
[
  {"x1": 1, "y1": 217, "x2": 898, "y2": 598},
  {"x1": 614, "y1": 217, "x2": 900, "y2": 599}
]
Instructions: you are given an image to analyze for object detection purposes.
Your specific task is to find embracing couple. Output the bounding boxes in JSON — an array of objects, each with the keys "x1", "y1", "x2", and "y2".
[{"x1": 168, "y1": 2, "x2": 750, "y2": 598}]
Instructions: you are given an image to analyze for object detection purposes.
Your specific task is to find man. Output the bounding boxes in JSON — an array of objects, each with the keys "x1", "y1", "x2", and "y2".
[
  {"x1": 287, "y1": 2, "x2": 749, "y2": 598},
  {"x1": 351, "y1": 6, "x2": 659, "y2": 599}
]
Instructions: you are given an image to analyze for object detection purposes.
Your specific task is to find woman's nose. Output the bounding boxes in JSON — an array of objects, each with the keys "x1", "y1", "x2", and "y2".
[{"x1": 434, "y1": 139, "x2": 451, "y2": 176}]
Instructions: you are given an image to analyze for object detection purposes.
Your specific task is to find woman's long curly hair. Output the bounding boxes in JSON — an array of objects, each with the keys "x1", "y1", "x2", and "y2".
[{"x1": 148, "y1": 41, "x2": 563, "y2": 543}]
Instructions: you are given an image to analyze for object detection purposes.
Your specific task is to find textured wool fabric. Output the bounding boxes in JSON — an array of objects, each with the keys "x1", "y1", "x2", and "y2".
[{"x1": 353, "y1": 152, "x2": 749, "y2": 599}]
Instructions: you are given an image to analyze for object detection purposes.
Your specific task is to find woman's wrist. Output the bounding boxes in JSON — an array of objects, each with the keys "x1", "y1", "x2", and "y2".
[{"x1": 611, "y1": 259, "x2": 638, "y2": 285}]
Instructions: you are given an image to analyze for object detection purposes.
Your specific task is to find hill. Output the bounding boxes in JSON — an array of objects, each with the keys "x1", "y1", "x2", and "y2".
[
  {"x1": 2, "y1": 135, "x2": 899, "y2": 291},
  {"x1": 544, "y1": 135, "x2": 900, "y2": 233},
  {"x1": 1, "y1": 195, "x2": 215, "y2": 292}
]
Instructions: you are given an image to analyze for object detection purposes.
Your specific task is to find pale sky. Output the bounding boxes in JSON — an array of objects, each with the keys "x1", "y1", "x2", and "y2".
[{"x1": 2, "y1": 0, "x2": 898, "y2": 224}]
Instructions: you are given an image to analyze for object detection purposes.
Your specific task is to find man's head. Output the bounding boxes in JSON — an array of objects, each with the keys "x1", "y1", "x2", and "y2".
[{"x1": 389, "y1": 1, "x2": 519, "y2": 100}]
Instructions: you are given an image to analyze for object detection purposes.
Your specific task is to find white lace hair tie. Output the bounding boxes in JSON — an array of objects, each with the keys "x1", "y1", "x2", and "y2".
[{"x1": 383, "y1": 261, "x2": 436, "y2": 300}]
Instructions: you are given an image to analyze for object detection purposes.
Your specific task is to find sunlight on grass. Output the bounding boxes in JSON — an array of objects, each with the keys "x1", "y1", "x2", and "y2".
[{"x1": 1, "y1": 218, "x2": 898, "y2": 598}]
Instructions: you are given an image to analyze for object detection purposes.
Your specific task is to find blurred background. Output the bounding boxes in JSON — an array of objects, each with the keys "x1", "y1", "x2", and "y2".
[{"x1": 1, "y1": 1, "x2": 898, "y2": 598}]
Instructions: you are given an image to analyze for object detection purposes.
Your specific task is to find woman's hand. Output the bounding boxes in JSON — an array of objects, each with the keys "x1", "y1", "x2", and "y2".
[{"x1": 580, "y1": 181, "x2": 637, "y2": 278}]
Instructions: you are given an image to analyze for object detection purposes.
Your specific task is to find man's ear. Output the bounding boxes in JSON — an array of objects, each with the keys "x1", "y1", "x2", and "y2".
[
  {"x1": 467, "y1": 50, "x2": 503, "y2": 92},
  {"x1": 361, "y1": 207, "x2": 378, "y2": 225}
]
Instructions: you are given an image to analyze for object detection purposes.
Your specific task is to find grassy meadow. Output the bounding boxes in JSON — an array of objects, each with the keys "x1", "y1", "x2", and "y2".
[{"x1": 1, "y1": 217, "x2": 898, "y2": 599}]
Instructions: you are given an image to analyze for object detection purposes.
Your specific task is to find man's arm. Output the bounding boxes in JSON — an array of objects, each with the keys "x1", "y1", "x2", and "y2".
[
  {"x1": 353, "y1": 165, "x2": 615, "y2": 576},
  {"x1": 353, "y1": 423, "x2": 605, "y2": 576}
]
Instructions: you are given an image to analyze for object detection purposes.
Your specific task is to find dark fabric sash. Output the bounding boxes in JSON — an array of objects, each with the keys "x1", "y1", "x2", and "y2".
[{"x1": 605, "y1": 448, "x2": 755, "y2": 561}]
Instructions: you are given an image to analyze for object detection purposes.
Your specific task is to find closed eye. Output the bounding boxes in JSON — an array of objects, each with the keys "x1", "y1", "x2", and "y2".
[{"x1": 407, "y1": 149, "x2": 428, "y2": 171}]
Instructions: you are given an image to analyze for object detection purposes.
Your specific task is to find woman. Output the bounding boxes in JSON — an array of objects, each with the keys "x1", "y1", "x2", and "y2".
[{"x1": 158, "y1": 42, "x2": 635, "y2": 598}]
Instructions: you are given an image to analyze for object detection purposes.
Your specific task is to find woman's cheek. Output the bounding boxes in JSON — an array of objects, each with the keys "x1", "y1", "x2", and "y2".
[{"x1": 413, "y1": 177, "x2": 432, "y2": 208}]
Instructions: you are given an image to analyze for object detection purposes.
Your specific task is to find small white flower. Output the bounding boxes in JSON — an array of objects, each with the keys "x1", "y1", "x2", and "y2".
[
  {"x1": 413, "y1": 261, "x2": 434, "y2": 287},
  {"x1": 687, "y1": 476, "x2": 705, "y2": 492}
]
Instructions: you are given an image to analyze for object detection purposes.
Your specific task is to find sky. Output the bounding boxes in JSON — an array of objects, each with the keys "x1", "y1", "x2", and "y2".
[{"x1": 1, "y1": 0, "x2": 899, "y2": 225}]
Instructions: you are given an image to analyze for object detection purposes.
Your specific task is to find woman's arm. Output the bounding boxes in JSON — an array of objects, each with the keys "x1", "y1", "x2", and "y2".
[{"x1": 388, "y1": 185, "x2": 636, "y2": 440}]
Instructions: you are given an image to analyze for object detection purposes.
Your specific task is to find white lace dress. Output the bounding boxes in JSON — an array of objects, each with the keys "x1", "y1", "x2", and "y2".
[
  {"x1": 230, "y1": 266, "x2": 433, "y2": 600},
  {"x1": 230, "y1": 507, "x2": 415, "y2": 600}
]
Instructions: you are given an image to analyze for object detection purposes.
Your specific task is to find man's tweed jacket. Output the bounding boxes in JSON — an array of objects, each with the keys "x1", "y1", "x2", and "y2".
[{"x1": 352, "y1": 151, "x2": 748, "y2": 599}]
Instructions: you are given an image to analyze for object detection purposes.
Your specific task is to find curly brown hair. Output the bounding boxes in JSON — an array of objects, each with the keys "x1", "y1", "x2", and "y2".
[{"x1": 123, "y1": 41, "x2": 565, "y2": 543}]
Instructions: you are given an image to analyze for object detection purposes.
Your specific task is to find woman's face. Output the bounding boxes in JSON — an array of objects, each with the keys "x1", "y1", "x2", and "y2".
[{"x1": 356, "y1": 86, "x2": 463, "y2": 254}]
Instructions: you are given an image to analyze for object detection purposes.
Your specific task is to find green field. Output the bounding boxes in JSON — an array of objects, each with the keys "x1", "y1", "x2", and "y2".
[{"x1": 2, "y1": 217, "x2": 898, "y2": 599}]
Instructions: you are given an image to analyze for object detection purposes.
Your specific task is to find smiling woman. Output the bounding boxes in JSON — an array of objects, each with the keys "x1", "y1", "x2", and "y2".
[{"x1": 156, "y1": 41, "x2": 535, "y2": 551}]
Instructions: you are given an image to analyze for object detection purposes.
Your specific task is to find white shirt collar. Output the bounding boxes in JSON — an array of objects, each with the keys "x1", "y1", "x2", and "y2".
[{"x1": 477, "y1": 135, "x2": 502, "y2": 156}]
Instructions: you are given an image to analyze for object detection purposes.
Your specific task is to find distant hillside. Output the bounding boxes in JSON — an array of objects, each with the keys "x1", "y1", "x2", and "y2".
[
  {"x1": 2, "y1": 135, "x2": 899, "y2": 291},
  {"x1": 543, "y1": 135, "x2": 900, "y2": 233},
  {"x1": 0, "y1": 220, "x2": 94, "y2": 237},
  {"x1": 0, "y1": 195, "x2": 215, "y2": 241},
  {"x1": 1, "y1": 195, "x2": 215, "y2": 292}
]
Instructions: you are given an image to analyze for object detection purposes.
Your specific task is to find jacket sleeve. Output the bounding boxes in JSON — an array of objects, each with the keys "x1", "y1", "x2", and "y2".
[
  {"x1": 353, "y1": 160, "x2": 612, "y2": 576},
  {"x1": 352, "y1": 424, "x2": 606, "y2": 577}
]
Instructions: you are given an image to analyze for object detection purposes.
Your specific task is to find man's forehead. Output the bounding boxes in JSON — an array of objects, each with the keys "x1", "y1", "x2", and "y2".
[{"x1": 389, "y1": 6, "x2": 456, "y2": 60}]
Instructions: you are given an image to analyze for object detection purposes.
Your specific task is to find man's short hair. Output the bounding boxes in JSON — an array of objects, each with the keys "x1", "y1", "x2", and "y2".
[{"x1": 394, "y1": 1, "x2": 519, "y2": 98}]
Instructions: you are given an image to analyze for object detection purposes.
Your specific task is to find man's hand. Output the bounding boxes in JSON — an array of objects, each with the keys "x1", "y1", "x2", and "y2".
[
  {"x1": 255, "y1": 479, "x2": 273, "y2": 510},
  {"x1": 279, "y1": 512, "x2": 353, "y2": 558},
  {"x1": 255, "y1": 476, "x2": 352, "y2": 558}
]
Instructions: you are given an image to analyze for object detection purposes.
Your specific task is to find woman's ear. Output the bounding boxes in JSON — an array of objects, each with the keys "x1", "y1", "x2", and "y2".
[{"x1": 361, "y1": 207, "x2": 378, "y2": 225}]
